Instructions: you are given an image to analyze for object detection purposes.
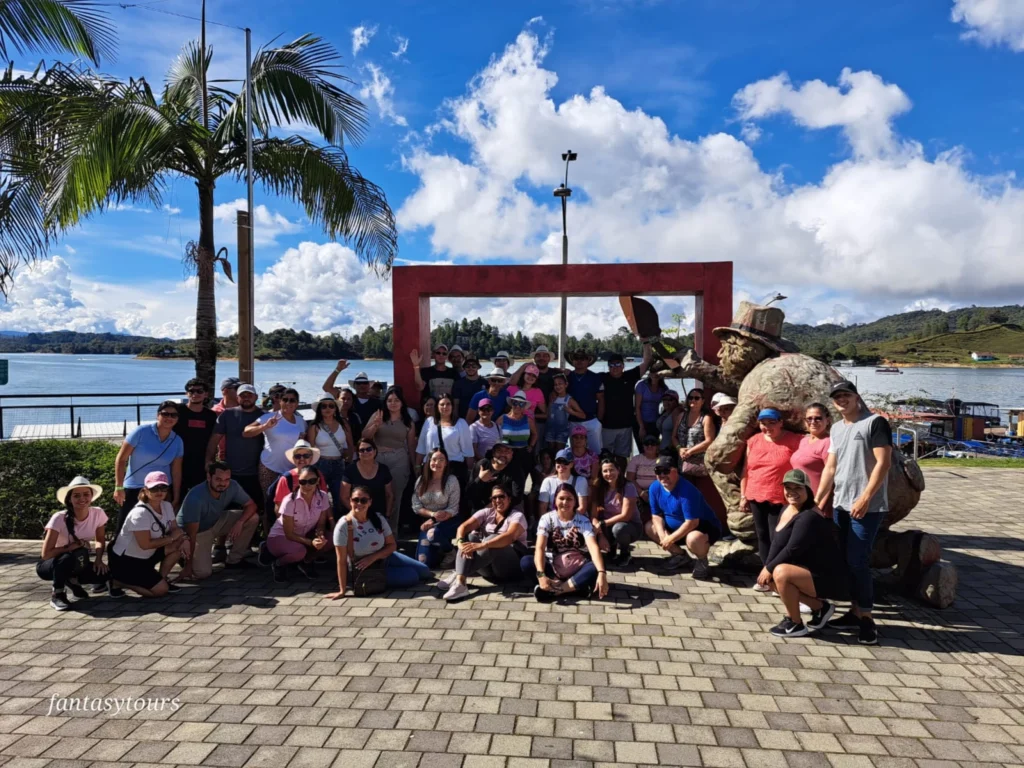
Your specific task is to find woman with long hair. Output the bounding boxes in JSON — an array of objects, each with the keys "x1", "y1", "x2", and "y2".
[
  {"x1": 338, "y1": 388, "x2": 364, "y2": 443},
  {"x1": 113, "y1": 400, "x2": 184, "y2": 533},
  {"x1": 525, "y1": 482, "x2": 609, "y2": 603},
  {"x1": 265, "y1": 465, "x2": 330, "y2": 583},
  {"x1": 416, "y1": 395, "x2": 437, "y2": 438},
  {"x1": 38, "y1": 477, "x2": 109, "y2": 610},
  {"x1": 537, "y1": 449, "x2": 589, "y2": 514},
  {"x1": 672, "y1": 387, "x2": 729, "y2": 531},
  {"x1": 341, "y1": 438, "x2": 394, "y2": 525},
  {"x1": 362, "y1": 387, "x2": 416, "y2": 532},
  {"x1": 244, "y1": 386, "x2": 307, "y2": 501},
  {"x1": 415, "y1": 394, "x2": 473, "y2": 493},
  {"x1": 306, "y1": 394, "x2": 353, "y2": 520},
  {"x1": 590, "y1": 456, "x2": 643, "y2": 566},
  {"x1": 634, "y1": 369, "x2": 670, "y2": 444},
  {"x1": 412, "y1": 448, "x2": 461, "y2": 567},
  {"x1": 790, "y1": 403, "x2": 833, "y2": 515},
  {"x1": 109, "y1": 471, "x2": 187, "y2": 598},
  {"x1": 326, "y1": 485, "x2": 429, "y2": 599}
]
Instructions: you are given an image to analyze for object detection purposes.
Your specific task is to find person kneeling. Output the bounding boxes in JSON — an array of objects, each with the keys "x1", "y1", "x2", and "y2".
[
  {"x1": 326, "y1": 486, "x2": 430, "y2": 599},
  {"x1": 264, "y1": 466, "x2": 330, "y2": 583},
  {"x1": 38, "y1": 476, "x2": 110, "y2": 610},
  {"x1": 760, "y1": 469, "x2": 847, "y2": 638},
  {"x1": 108, "y1": 472, "x2": 187, "y2": 598},
  {"x1": 440, "y1": 482, "x2": 529, "y2": 602},
  {"x1": 647, "y1": 453, "x2": 721, "y2": 579},
  {"x1": 523, "y1": 483, "x2": 609, "y2": 603}
]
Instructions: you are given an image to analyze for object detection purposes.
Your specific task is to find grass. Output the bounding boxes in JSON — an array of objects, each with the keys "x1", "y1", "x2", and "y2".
[
  {"x1": 864, "y1": 324, "x2": 1024, "y2": 365},
  {"x1": 919, "y1": 457, "x2": 1024, "y2": 469}
]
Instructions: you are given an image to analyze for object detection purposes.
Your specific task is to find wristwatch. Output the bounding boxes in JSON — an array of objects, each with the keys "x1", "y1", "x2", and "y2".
[{"x1": 536, "y1": 571, "x2": 546, "y2": 578}]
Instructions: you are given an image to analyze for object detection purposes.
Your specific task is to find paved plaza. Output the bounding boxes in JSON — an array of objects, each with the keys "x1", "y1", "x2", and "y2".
[{"x1": 0, "y1": 467, "x2": 1022, "y2": 768}]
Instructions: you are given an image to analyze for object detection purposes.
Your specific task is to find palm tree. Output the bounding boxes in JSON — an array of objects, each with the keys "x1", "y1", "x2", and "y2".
[
  {"x1": 0, "y1": 30, "x2": 396, "y2": 387},
  {"x1": 0, "y1": 0, "x2": 114, "y2": 65}
]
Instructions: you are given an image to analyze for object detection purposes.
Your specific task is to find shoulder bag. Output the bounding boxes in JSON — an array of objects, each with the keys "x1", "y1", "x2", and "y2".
[{"x1": 346, "y1": 518, "x2": 387, "y2": 596}]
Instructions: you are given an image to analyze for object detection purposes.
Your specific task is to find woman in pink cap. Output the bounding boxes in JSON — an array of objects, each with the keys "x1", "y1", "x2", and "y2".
[
  {"x1": 568, "y1": 424, "x2": 599, "y2": 479},
  {"x1": 507, "y1": 364, "x2": 547, "y2": 420},
  {"x1": 108, "y1": 471, "x2": 187, "y2": 598}
]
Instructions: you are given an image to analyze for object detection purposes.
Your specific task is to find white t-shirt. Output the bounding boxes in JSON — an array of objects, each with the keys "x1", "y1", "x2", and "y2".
[
  {"x1": 258, "y1": 412, "x2": 307, "y2": 474},
  {"x1": 538, "y1": 475, "x2": 589, "y2": 511},
  {"x1": 44, "y1": 507, "x2": 108, "y2": 548},
  {"x1": 333, "y1": 515, "x2": 393, "y2": 560},
  {"x1": 113, "y1": 501, "x2": 176, "y2": 559},
  {"x1": 537, "y1": 511, "x2": 595, "y2": 553}
]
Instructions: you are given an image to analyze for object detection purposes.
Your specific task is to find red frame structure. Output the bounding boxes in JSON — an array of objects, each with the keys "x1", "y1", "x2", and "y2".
[{"x1": 391, "y1": 261, "x2": 733, "y2": 399}]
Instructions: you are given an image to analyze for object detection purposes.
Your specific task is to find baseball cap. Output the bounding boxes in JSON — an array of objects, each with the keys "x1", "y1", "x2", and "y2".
[
  {"x1": 570, "y1": 424, "x2": 588, "y2": 437},
  {"x1": 608, "y1": 353, "x2": 624, "y2": 364},
  {"x1": 654, "y1": 453, "x2": 677, "y2": 471},
  {"x1": 237, "y1": 384, "x2": 258, "y2": 396},
  {"x1": 477, "y1": 398, "x2": 493, "y2": 408},
  {"x1": 432, "y1": 343, "x2": 449, "y2": 353},
  {"x1": 523, "y1": 363, "x2": 540, "y2": 376},
  {"x1": 220, "y1": 376, "x2": 241, "y2": 390},
  {"x1": 642, "y1": 434, "x2": 659, "y2": 446},
  {"x1": 555, "y1": 448, "x2": 574, "y2": 463},
  {"x1": 144, "y1": 471, "x2": 170, "y2": 488},
  {"x1": 782, "y1": 469, "x2": 814, "y2": 492},
  {"x1": 662, "y1": 390, "x2": 679, "y2": 400},
  {"x1": 829, "y1": 380, "x2": 858, "y2": 397},
  {"x1": 757, "y1": 408, "x2": 783, "y2": 421},
  {"x1": 711, "y1": 393, "x2": 738, "y2": 409}
]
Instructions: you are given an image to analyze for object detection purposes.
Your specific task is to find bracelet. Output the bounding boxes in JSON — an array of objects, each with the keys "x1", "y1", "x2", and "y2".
[
  {"x1": 598, "y1": 570, "x2": 607, "y2": 574},
  {"x1": 115, "y1": 486, "x2": 125, "y2": 491},
  {"x1": 536, "y1": 571, "x2": 546, "y2": 578}
]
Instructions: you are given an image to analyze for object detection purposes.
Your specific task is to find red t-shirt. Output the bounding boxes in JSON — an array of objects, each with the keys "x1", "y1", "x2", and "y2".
[{"x1": 744, "y1": 430, "x2": 803, "y2": 504}]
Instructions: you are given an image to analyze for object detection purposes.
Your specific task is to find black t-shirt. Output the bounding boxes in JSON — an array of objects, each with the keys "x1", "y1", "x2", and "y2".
[
  {"x1": 452, "y1": 376, "x2": 487, "y2": 420},
  {"x1": 175, "y1": 405, "x2": 218, "y2": 483},
  {"x1": 600, "y1": 367, "x2": 643, "y2": 429},
  {"x1": 465, "y1": 469, "x2": 526, "y2": 512},
  {"x1": 420, "y1": 366, "x2": 459, "y2": 401},
  {"x1": 343, "y1": 461, "x2": 393, "y2": 519},
  {"x1": 346, "y1": 410, "x2": 366, "y2": 444},
  {"x1": 351, "y1": 398, "x2": 379, "y2": 441}
]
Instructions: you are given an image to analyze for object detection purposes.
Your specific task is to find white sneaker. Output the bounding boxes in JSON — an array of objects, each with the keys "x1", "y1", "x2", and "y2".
[
  {"x1": 752, "y1": 583, "x2": 772, "y2": 593},
  {"x1": 443, "y1": 581, "x2": 469, "y2": 602},
  {"x1": 437, "y1": 572, "x2": 455, "y2": 592}
]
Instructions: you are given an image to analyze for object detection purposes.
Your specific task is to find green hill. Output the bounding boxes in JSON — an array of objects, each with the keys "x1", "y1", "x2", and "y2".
[{"x1": 867, "y1": 324, "x2": 1024, "y2": 365}]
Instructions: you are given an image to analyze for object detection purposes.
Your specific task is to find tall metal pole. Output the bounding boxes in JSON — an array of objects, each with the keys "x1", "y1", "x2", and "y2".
[
  {"x1": 558, "y1": 198, "x2": 568, "y2": 370},
  {"x1": 238, "y1": 27, "x2": 256, "y2": 383}
]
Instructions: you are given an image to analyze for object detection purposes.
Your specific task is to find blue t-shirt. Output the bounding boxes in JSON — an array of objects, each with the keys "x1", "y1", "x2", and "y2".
[
  {"x1": 566, "y1": 370, "x2": 604, "y2": 420},
  {"x1": 452, "y1": 376, "x2": 487, "y2": 420},
  {"x1": 124, "y1": 424, "x2": 184, "y2": 489},
  {"x1": 469, "y1": 387, "x2": 509, "y2": 417},
  {"x1": 176, "y1": 480, "x2": 251, "y2": 533},
  {"x1": 649, "y1": 477, "x2": 720, "y2": 531}
]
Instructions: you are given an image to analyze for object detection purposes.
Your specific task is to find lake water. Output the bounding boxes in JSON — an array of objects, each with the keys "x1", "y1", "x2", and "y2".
[{"x1": 1, "y1": 353, "x2": 1022, "y2": 407}]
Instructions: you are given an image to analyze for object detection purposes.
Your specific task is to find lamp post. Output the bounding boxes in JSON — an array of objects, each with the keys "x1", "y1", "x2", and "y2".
[{"x1": 554, "y1": 150, "x2": 577, "y2": 370}]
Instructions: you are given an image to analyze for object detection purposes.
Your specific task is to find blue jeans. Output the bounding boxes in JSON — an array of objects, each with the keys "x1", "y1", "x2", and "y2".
[
  {"x1": 416, "y1": 516, "x2": 459, "y2": 568},
  {"x1": 519, "y1": 555, "x2": 598, "y2": 597},
  {"x1": 834, "y1": 507, "x2": 883, "y2": 612},
  {"x1": 385, "y1": 552, "x2": 431, "y2": 588}
]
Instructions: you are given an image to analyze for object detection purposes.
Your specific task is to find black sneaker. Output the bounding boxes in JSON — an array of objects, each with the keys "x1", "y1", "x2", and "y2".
[
  {"x1": 50, "y1": 592, "x2": 71, "y2": 611},
  {"x1": 212, "y1": 546, "x2": 228, "y2": 564},
  {"x1": 90, "y1": 581, "x2": 108, "y2": 595},
  {"x1": 296, "y1": 562, "x2": 317, "y2": 580},
  {"x1": 769, "y1": 617, "x2": 809, "y2": 638},
  {"x1": 827, "y1": 608, "x2": 860, "y2": 630},
  {"x1": 272, "y1": 563, "x2": 287, "y2": 584},
  {"x1": 616, "y1": 549, "x2": 632, "y2": 568},
  {"x1": 257, "y1": 542, "x2": 273, "y2": 567},
  {"x1": 165, "y1": 581, "x2": 181, "y2": 593},
  {"x1": 67, "y1": 582, "x2": 89, "y2": 600},
  {"x1": 108, "y1": 585, "x2": 125, "y2": 598},
  {"x1": 807, "y1": 600, "x2": 835, "y2": 631},
  {"x1": 533, "y1": 585, "x2": 558, "y2": 604},
  {"x1": 225, "y1": 559, "x2": 255, "y2": 570},
  {"x1": 858, "y1": 617, "x2": 879, "y2": 646}
]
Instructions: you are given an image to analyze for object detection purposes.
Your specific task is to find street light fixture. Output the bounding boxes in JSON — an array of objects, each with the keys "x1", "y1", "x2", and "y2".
[{"x1": 555, "y1": 150, "x2": 577, "y2": 369}]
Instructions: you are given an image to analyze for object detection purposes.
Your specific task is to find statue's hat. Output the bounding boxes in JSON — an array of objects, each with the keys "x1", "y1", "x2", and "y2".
[{"x1": 713, "y1": 301, "x2": 799, "y2": 354}]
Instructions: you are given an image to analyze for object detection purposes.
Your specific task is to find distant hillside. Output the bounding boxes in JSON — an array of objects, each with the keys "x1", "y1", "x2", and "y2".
[{"x1": 868, "y1": 324, "x2": 1024, "y2": 365}]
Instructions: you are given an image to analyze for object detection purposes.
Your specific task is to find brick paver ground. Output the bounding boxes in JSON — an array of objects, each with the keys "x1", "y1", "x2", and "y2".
[{"x1": 1, "y1": 466, "x2": 1022, "y2": 768}]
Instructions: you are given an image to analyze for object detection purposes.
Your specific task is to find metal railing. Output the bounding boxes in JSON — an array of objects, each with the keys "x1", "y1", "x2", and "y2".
[{"x1": 0, "y1": 392, "x2": 183, "y2": 441}]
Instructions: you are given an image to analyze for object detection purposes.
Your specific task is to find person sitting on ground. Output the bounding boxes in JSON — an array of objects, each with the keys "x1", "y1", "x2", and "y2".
[
  {"x1": 544, "y1": 372, "x2": 586, "y2": 453},
  {"x1": 438, "y1": 481, "x2": 529, "y2": 602},
  {"x1": 263, "y1": 466, "x2": 330, "y2": 583},
  {"x1": 412, "y1": 448, "x2": 462, "y2": 567},
  {"x1": 469, "y1": 398, "x2": 501, "y2": 459},
  {"x1": 590, "y1": 456, "x2": 643, "y2": 567},
  {"x1": 326, "y1": 485, "x2": 430, "y2": 599},
  {"x1": 38, "y1": 476, "x2": 109, "y2": 611},
  {"x1": 568, "y1": 424, "x2": 599, "y2": 479},
  {"x1": 176, "y1": 461, "x2": 259, "y2": 581},
  {"x1": 538, "y1": 448, "x2": 589, "y2": 514},
  {"x1": 272, "y1": 440, "x2": 329, "y2": 517},
  {"x1": 647, "y1": 453, "x2": 721, "y2": 580},
  {"x1": 758, "y1": 469, "x2": 847, "y2": 638},
  {"x1": 524, "y1": 482, "x2": 609, "y2": 603},
  {"x1": 108, "y1": 472, "x2": 187, "y2": 598}
]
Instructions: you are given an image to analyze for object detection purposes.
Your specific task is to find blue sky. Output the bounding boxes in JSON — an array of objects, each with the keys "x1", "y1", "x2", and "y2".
[{"x1": 2, "y1": 0, "x2": 1024, "y2": 339}]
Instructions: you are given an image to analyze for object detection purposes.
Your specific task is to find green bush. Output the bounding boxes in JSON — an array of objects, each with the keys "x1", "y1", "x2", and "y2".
[{"x1": 0, "y1": 439, "x2": 120, "y2": 540}]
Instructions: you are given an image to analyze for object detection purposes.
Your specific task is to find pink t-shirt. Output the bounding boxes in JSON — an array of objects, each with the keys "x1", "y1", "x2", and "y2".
[
  {"x1": 744, "y1": 430, "x2": 803, "y2": 504},
  {"x1": 470, "y1": 506, "x2": 528, "y2": 548},
  {"x1": 270, "y1": 490, "x2": 330, "y2": 538},
  {"x1": 45, "y1": 507, "x2": 108, "y2": 547},
  {"x1": 790, "y1": 435, "x2": 830, "y2": 494},
  {"x1": 507, "y1": 386, "x2": 545, "y2": 418}
]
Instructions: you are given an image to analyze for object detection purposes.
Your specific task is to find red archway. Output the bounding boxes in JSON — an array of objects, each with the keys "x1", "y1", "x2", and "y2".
[{"x1": 391, "y1": 261, "x2": 733, "y2": 398}]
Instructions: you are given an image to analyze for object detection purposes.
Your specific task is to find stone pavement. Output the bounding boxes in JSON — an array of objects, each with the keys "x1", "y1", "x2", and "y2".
[{"x1": 0, "y1": 467, "x2": 1022, "y2": 768}]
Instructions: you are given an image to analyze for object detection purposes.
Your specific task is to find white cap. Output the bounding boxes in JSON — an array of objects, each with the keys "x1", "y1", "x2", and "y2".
[
  {"x1": 711, "y1": 392, "x2": 737, "y2": 409},
  {"x1": 237, "y1": 384, "x2": 257, "y2": 396}
]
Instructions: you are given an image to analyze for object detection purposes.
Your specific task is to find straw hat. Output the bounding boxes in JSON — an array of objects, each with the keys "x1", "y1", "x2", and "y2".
[
  {"x1": 56, "y1": 476, "x2": 102, "y2": 505},
  {"x1": 713, "y1": 301, "x2": 799, "y2": 354},
  {"x1": 285, "y1": 439, "x2": 321, "y2": 465}
]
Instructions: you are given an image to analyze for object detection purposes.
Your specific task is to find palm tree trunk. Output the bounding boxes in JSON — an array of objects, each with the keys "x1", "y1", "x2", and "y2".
[{"x1": 194, "y1": 180, "x2": 217, "y2": 389}]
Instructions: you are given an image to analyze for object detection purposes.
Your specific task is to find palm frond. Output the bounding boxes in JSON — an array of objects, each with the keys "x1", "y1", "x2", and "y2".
[
  {"x1": 0, "y1": 0, "x2": 115, "y2": 65},
  {"x1": 248, "y1": 136, "x2": 396, "y2": 272},
  {"x1": 215, "y1": 34, "x2": 367, "y2": 148}
]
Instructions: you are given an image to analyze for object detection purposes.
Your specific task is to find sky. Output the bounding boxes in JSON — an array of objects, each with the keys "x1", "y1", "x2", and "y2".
[{"x1": 2, "y1": 0, "x2": 1024, "y2": 340}]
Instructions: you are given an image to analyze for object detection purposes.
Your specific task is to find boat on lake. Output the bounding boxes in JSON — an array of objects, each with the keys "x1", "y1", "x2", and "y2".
[{"x1": 876, "y1": 366, "x2": 902, "y2": 374}]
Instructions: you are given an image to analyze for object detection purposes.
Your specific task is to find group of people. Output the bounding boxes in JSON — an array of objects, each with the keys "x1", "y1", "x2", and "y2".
[{"x1": 35, "y1": 345, "x2": 893, "y2": 645}]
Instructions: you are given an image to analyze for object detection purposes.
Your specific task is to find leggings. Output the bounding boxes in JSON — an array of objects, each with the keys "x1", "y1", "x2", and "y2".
[
  {"x1": 36, "y1": 553, "x2": 103, "y2": 591},
  {"x1": 520, "y1": 555, "x2": 599, "y2": 596},
  {"x1": 454, "y1": 532, "x2": 525, "y2": 582},
  {"x1": 749, "y1": 499, "x2": 784, "y2": 564},
  {"x1": 266, "y1": 531, "x2": 316, "y2": 565}
]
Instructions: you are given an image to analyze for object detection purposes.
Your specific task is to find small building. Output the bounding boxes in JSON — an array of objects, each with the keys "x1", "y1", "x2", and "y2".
[{"x1": 971, "y1": 352, "x2": 996, "y2": 361}]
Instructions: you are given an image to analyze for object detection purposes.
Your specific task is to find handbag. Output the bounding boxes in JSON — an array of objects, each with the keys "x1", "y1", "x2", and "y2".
[
  {"x1": 681, "y1": 458, "x2": 709, "y2": 477},
  {"x1": 551, "y1": 550, "x2": 588, "y2": 580},
  {"x1": 346, "y1": 518, "x2": 388, "y2": 596}
]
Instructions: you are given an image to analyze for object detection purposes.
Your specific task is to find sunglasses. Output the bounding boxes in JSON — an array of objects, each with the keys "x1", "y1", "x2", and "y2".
[
  {"x1": 465, "y1": 363, "x2": 480, "y2": 368},
  {"x1": 609, "y1": 362, "x2": 624, "y2": 368},
  {"x1": 293, "y1": 452, "x2": 313, "y2": 460},
  {"x1": 654, "y1": 467, "x2": 672, "y2": 475},
  {"x1": 350, "y1": 497, "x2": 370, "y2": 504},
  {"x1": 358, "y1": 446, "x2": 375, "y2": 454},
  {"x1": 148, "y1": 484, "x2": 170, "y2": 492},
  {"x1": 491, "y1": 493, "x2": 508, "y2": 501},
  {"x1": 298, "y1": 478, "x2": 319, "y2": 486},
  {"x1": 187, "y1": 388, "x2": 206, "y2": 395},
  {"x1": 688, "y1": 395, "x2": 703, "y2": 401},
  {"x1": 158, "y1": 411, "x2": 179, "y2": 418},
  {"x1": 320, "y1": 403, "x2": 337, "y2": 409},
  {"x1": 281, "y1": 397, "x2": 298, "y2": 404},
  {"x1": 480, "y1": 406, "x2": 493, "y2": 412}
]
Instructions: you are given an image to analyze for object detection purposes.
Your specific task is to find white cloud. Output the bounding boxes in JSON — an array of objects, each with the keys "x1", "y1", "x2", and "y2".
[
  {"x1": 212, "y1": 198, "x2": 303, "y2": 247},
  {"x1": 732, "y1": 68, "x2": 912, "y2": 158},
  {"x1": 391, "y1": 35, "x2": 409, "y2": 59},
  {"x1": 359, "y1": 63, "x2": 407, "y2": 126},
  {"x1": 64, "y1": 244, "x2": 76, "y2": 255},
  {"x1": 952, "y1": 0, "x2": 1024, "y2": 51},
  {"x1": 351, "y1": 24, "x2": 377, "y2": 57},
  {"x1": 162, "y1": 204, "x2": 182, "y2": 215},
  {"x1": 396, "y1": 28, "x2": 1024, "y2": 319},
  {"x1": 739, "y1": 122, "x2": 762, "y2": 144}
]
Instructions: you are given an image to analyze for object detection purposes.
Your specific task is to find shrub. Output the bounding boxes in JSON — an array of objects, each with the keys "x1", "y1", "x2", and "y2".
[{"x1": 0, "y1": 439, "x2": 120, "y2": 540}]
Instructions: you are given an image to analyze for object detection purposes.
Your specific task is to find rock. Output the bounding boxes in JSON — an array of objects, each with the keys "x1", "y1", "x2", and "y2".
[
  {"x1": 918, "y1": 562, "x2": 957, "y2": 608},
  {"x1": 709, "y1": 537, "x2": 762, "y2": 571},
  {"x1": 872, "y1": 529, "x2": 941, "y2": 571}
]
